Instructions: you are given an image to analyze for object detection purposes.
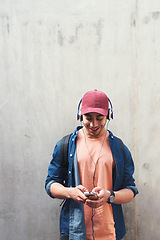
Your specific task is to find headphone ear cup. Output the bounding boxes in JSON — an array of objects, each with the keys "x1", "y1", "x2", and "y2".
[
  {"x1": 111, "y1": 111, "x2": 113, "y2": 119},
  {"x1": 107, "y1": 97, "x2": 113, "y2": 120},
  {"x1": 107, "y1": 109, "x2": 111, "y2": 120}
]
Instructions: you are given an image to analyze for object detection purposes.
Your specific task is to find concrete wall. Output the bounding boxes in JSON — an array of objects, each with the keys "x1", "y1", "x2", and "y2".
[{"x1": 0, "y1": 1, "x2": 160, "y2": 239}]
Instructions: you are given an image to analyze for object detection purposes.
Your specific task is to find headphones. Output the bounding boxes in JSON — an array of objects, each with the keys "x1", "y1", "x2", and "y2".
[
  {"x1": 77, "y1": 98, "x2": 83, "y2": 121},
  {"x1": 77, "y1": 97, "x2": 113, "y2": 121},
  {"x1": 107, "y1": 97, "x2": 114, "y2": 120}
]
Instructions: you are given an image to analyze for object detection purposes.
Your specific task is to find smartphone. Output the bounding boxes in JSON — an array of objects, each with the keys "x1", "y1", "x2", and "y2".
[{"x1": 84, "y1": 191, "x2": 97, "y2": 197}]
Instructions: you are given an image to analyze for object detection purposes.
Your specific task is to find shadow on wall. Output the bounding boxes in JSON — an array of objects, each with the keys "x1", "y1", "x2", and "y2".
[
  {"x1": 123, "y1": 201, "x2": 137, "y2": 240},
  {"x1": 123, "y1": 185, "x2": 160, "y2": 240}
]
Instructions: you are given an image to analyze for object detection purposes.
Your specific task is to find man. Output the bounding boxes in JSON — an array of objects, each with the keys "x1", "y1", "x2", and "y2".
[{"x1": 45, "y1": 90, "x2": 138, "y2": 240}]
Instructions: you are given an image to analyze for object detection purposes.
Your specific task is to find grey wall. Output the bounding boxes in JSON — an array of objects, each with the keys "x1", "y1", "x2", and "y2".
[{"x1": 0, "y1": 1, "x2": 160, "y2": 239}]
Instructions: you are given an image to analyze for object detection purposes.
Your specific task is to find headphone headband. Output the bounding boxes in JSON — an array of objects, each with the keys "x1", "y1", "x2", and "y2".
[{"x1": 77, "y1": 98, "x2": 82, "y2": 120}]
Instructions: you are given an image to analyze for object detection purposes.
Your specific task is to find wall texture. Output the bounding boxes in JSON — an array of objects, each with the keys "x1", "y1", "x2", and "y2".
[{"x1": 0, "y1": 1, "x2": 160, "y2": 239}]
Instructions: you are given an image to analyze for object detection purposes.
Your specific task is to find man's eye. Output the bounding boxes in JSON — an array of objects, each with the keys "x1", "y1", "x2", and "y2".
[{"x1": 97, "y1": 118, "x2": 103, "y2": 121}]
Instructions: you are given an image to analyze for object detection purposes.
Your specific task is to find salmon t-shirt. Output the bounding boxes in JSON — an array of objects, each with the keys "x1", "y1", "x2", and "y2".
[{"x1": 77, "y1": 129, "x2": 116, "y2": 240}]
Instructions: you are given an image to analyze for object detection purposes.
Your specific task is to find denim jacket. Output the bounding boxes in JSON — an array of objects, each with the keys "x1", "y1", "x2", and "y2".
[{"x1": 45, "y1": 127, "x2": 138, "y2": 240}]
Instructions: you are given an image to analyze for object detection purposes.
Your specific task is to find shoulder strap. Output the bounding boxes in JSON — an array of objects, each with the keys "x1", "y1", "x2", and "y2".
[
  {"x1": 60, "y1": 133, "x2": 72, "y2": 188},
  {"x1": 60, "y1": 133, "x2": 72, "y2": 167},
  {"x1": 115, "y1": 136, "x2": 125, "y2": 159}
]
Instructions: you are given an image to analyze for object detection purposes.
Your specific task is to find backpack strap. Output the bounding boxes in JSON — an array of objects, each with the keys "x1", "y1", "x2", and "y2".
[
  {"x1": 115, "y1": 136, "x2": 125, "y2": 160},
  {"x1": 112, "y1": 136, "x2": 125, "y2": 186},
  {"x1": 60, "y1": 133, "x2": 72, "y2": 187},
  {"x1": 60, "y1": 133, "x2": 72, "y2": 167}
]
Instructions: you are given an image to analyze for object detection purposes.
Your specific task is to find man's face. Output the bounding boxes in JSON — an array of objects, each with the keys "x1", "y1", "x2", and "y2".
[{"x1": 83, "y1": 112, "x2": 107, "y2": 138}]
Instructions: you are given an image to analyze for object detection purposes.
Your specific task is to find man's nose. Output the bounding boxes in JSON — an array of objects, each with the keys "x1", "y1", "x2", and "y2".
[{"x1": 90, "y1": 119, "x2": 97, "y2": 127}]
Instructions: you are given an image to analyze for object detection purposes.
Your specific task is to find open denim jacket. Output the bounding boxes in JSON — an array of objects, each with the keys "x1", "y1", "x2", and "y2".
[{"x1": 45, "y1": 127, "x2": 138, "y2": 240}]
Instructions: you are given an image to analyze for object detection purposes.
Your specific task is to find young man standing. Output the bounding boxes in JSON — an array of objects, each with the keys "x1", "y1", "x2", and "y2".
[{"x1": 45, "y1": 90, "x2": 138, "y2": 240}]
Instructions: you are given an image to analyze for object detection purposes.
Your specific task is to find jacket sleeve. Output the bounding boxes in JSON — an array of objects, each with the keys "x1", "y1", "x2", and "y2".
[
  {"x1": 122, "y1": 144, "x2": 138, "y2": 197},
  {"x1": 45, "y1": 139, "x2": 67, "y2": 198}
]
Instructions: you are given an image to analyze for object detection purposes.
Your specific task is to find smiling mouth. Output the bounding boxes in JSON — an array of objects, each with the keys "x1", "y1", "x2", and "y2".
[{"x1": 90, "y1": 128, "x2": 99, "y2": 132}]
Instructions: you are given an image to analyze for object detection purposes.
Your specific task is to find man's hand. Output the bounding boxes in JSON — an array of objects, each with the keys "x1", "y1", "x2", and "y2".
[
  {"x1": 85, "y1": 187, "x2": 110, "y2": 208},
  {"x1": 50, "y1": 183, "x2": 88, "y2": 203},
  {"x1": 68, "y1": 185, "x2": 88, "y2": 204}
]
